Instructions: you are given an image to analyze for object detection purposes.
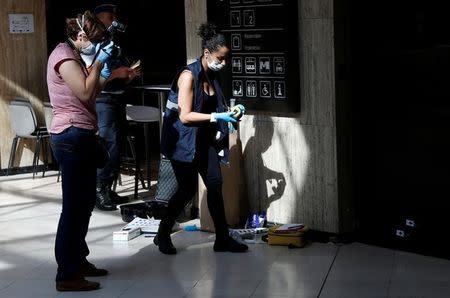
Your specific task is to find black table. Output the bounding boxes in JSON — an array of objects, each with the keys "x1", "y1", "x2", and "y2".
[{"x1": 132, "y1": 84, "x2": 171, "y2": 131}]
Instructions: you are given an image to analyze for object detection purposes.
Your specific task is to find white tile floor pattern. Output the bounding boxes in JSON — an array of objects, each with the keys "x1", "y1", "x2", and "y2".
[{"x1": 1, "y1": 172, "x2": 450, "y2": 297}]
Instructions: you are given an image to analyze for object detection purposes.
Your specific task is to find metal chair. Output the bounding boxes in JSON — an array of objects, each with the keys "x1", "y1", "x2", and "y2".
[{"x1": 7, "y1": 97, "x2": 49, "y2": 178}]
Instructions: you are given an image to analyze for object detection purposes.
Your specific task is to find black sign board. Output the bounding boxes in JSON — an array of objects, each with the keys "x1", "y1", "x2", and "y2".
[{"x1": 207, "y1": 0, "x2": 300, "y2": 112}]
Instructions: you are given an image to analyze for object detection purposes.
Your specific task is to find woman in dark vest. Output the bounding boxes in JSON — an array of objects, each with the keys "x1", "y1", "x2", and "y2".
[{"x1": 155, "y1": 22, "x2": 248, "y2": 254}]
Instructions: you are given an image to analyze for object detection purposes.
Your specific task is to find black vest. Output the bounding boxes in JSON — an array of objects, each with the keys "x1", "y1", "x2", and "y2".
[{"x1": 160, "y1": 58, "x2": 229, "y2": 163}]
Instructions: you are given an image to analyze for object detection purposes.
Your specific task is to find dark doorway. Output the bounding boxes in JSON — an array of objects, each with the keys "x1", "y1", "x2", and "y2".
[{"x1": 346, "y1": 1, "x2": 450, "y2": 258}]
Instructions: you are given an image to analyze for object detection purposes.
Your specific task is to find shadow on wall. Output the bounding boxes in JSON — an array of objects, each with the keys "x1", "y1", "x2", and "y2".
[{"x1": 243, "y1": 118, "x2": 286, "y2": 215}]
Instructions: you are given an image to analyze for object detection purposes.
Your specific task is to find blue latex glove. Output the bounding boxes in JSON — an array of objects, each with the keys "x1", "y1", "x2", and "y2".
[
  {"x1": 100, "y1": 63, "x2": 111, "y2": 79},
  {"x1": 95, "y1": 41, "x2": 115, "y2": 64},
  {"x1": 212, "y1": 111, "x2": 237, "y2": 123},
  {"x1": 183, "y1": 225, "x2": 199, "y2": 231}
]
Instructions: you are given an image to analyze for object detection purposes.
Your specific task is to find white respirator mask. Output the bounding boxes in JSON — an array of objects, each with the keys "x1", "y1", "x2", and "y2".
[
  {"x1": 80, "y1": 51, "x2": 97, "y2": 67},
  {"x1": 80, "y1": 43, "x2": 96, "y2": 55},
  {"x1": 207, "y1": 56, "x2": 225, "y2": 72},
  {"x1": 76, "y1": 15, "x2": 97, "y2": 66}
]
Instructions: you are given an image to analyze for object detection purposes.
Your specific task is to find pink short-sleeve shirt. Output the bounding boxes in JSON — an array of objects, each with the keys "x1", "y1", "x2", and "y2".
[{"x1": 47, "y1": 43, "x2": 97, "y2": 133}]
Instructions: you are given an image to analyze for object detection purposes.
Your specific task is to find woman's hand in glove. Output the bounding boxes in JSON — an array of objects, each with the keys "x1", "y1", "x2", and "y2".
[
  {"x1": 100, "y1": 63, "x2": 111, "y2": 79},
  {"x1": 210, "y1": 112, "x2": 237, "y2": 123},
  {"x1": 95, "y1": 41, "x2": 115, "y2": 64}
]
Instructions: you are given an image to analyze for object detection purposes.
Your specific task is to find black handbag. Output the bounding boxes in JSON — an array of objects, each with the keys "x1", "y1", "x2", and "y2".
[
  {"x1": 119, "y1": 158, "x2": 178, "y2": 223},
  {"x1": 154, "y1": 158, "x2": 178, "y2": 203},
  {"x1": 95, "y1": 135, "x2": 110, "y2": 169}
]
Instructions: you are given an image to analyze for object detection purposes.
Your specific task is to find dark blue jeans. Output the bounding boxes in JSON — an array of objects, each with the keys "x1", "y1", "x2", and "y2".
[
  {"x1": 96, "y1": 98, "x2": 126, "y2": 184},
  {"x1": 50, "y1": 126, "x2": 97, "y2": 281}
]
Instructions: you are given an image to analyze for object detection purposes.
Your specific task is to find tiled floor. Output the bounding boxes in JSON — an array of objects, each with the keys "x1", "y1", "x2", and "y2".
[{"x1": 1, "y1": 171, "x2": 450, "y2": 297}]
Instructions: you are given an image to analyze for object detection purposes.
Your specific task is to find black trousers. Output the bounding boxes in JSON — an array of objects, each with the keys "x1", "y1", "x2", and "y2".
[
  {"x1": 161, "y1": 145, "x2": 229, "y2": 238},
  {"x1": 96, "y1": 95, "x2": 127, "y2": 185}
]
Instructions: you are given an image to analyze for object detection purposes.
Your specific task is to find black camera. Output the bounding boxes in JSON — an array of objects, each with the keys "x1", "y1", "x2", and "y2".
[
  {"x1": 99, "y1": 21, "x2": 126, "y2": 59},
  {"x1": 109, "y1": 21, "x2": 126, "y2": 34},
  {"x1": 104, "y1": 21, "x2": 126, "y2": 41}
]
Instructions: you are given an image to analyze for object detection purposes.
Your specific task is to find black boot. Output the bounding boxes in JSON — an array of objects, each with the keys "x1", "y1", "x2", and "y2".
[
  {"x1": 95, "y1": 182, "x2": 117, "y2": 211},
  {"x1": 154, "y1": 222, "x2": 177, "y2": 255},
  {"x1": 214, "y1": 235, "x2": 248, "y2": 253},
  {"x1": 109, "y1": 189, "x2": 129, "y2": 205}
]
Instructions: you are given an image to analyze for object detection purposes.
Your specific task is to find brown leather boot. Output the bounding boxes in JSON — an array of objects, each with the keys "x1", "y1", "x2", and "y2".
[
  {"x1": 79, "y1": 262, "x2": 108, "y2": 277},
  {"x1": 56, "y1": 278, "x2": 100, "y2": 292}
]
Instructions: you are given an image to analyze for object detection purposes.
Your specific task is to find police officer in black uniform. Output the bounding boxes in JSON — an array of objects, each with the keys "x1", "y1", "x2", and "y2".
[{"x1": 90, "y1": 1, "x2": 142, "y2": 210}]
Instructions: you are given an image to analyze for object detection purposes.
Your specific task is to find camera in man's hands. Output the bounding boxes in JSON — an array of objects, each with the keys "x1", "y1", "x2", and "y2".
[
  {"x1": 99, "y1": 21, "x2": 126, "y2": 59},
  {"x1": 109, "y1": 21, "x2": 126, "y2": 34},
  {"x1": 103, "y1": 21, "x2": 126, "y2": 42}
]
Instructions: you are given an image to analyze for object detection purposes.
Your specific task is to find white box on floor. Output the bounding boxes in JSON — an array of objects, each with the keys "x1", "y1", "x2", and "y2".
[{"x1": 113, "y1": 227, "x2": 141, "y2": 241}]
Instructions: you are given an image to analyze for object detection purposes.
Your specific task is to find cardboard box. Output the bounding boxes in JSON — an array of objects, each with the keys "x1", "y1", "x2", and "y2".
[
  {"x1": 113, "y1": 227, "x2": 141, "y2": 241},
  {"x1": 200, "y1": 131, "x2": 248, "y2": 232}
]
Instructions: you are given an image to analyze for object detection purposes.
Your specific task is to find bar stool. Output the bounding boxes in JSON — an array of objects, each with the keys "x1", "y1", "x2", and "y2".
[{"x1": 124, "y1": 105, "x2": 160, "y2": 199}]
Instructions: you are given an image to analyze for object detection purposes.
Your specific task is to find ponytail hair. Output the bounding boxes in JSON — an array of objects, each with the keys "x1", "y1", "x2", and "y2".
[{"x1": 198, "y1": 22, "x2": 227, "y2": 52}]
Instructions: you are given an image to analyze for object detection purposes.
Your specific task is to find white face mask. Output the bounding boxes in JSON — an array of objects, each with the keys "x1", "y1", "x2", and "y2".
[
  {"x1": 80, "y1": 52, "x2": 96, "y2": 67},
  {"x1": 76, "y1": 14, "x2": 97, "y2": 57},
  {"x1": 80, "y1": 42, "x2": 96, "y2": 55},
  {"x1": 207, "y1": 56, "x2": 225, "y2": 72}
]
